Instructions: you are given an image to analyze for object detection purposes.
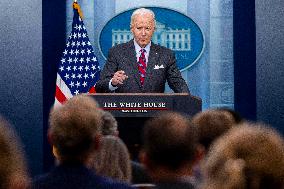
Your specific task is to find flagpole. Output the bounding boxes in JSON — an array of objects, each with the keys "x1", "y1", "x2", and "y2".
[{"x1": 73, "y1": 0, "x2": 83, "y2": 19}]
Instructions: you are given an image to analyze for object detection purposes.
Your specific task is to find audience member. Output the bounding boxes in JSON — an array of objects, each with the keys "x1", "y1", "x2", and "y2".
[
  {"x1": 0, "y1": 116, "x2": 30, "y2": 189},
  {"x1": 90, "y1": 136, "x2": 131, "y2": 183},
  {"x1": 202, "y1": 122, "x2": 284, "y2": 189},
  {"x1": 32, "y1": 95, "x2": 132, "y2": 189},
  {"x1": 101, "y1": 111, "x2": 119, "y2": 136},
  {"x1": 141, "y1": 112, "x2": 198, "y2": 189},
  {"x1": 191, "y1": 109, "x2": 237, "y2": 186},
  {"x1": 100, "y1": 110, "x2": 151, "y2": 184},
  {"x1": 217, "y1": 107, "x2": 243, "y2": 124},
  {"x1": 192, "y1": 109, "x2": 236, "y2": 151}
]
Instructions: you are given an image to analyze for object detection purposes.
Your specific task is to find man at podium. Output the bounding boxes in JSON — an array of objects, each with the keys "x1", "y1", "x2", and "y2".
[{"x1": 95, "y1": 8, "x2": 189, "y2": 93}]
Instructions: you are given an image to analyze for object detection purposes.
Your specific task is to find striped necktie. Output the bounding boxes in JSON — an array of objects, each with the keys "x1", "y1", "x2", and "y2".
[{"x1": 138, "y1": 49, "x2": 146, "y2": 86}]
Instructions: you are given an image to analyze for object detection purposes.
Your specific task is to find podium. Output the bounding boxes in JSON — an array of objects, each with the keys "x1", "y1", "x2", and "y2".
[
  {"x1": 91, "y1": 93, "x2": 201, "y2": 117},
  {"x1": 90, "y1": 93, "x2": 202, "y2": 159}
]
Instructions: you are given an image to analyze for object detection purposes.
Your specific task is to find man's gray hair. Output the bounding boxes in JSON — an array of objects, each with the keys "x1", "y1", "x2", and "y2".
[{"x1": 130, "y1": 8, "x2": 156, "y2": 28}]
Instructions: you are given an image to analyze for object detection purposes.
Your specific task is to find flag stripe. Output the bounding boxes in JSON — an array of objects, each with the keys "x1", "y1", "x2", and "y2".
[
  {"x1": 55, "y1": 85, "x2": 67, "y2": 104},
  {"x1": 89, "y1": 86, "x2": 96, "y2": 93},
  {"x1": 56, "y1": 73, "x2": 73, "y2": 97},
  {"x1": 54, "y1": 98, "x2": 61, "y2": 107}
]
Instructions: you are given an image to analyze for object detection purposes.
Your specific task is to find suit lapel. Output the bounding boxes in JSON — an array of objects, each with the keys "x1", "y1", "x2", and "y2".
[
  {"x1": 144, "y1": 43, "x2": 160, "y2": 88},
  {"x1": 122, "y1": 40, "x2": 141, "y2": 87}
]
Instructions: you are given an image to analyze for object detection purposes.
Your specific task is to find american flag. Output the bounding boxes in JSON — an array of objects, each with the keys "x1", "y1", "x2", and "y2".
[{"x1": 55, "y1": 2, "x2": 100, "y2": 105}]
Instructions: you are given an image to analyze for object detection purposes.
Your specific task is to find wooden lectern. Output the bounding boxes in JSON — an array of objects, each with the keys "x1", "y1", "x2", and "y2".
[{"x1": 90, "y1": 93, "x2": 202, "y2": 159}]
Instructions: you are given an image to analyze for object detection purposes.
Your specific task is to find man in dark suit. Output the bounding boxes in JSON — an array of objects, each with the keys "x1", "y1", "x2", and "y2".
[
  {"x1": 140, "y1": 112, "x2": 198, "y2": 189},
  {"x1": 95, "y1": 8, "x2": 189, "y2": 93},
  {"x1": 32, "y1": 95, "x2": 132, "y2": 189}
]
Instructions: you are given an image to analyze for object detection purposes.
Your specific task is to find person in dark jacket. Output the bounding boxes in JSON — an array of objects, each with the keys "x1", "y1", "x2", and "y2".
[
  {"x1": 141, "y1": 112, "x2": 198, "y2": 189},
  {"x1": 95, "y1": 8, "x2": 189, "y2": 94},
  {"x1": 32, "y1": 95, "x2": 132, "y2": 189}
]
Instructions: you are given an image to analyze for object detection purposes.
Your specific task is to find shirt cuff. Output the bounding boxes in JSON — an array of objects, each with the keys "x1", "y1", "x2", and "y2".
[{"x1": 109, "y1": 79, "x2": 118, "y2": 91}]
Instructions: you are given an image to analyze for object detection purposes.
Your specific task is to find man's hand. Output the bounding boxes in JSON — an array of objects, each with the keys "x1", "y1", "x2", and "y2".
[{"x1": 111, "y1": 70, "x2": 128, "y2": 86}]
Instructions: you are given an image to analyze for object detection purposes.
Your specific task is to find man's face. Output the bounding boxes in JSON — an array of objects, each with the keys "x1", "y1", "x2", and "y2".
[{"x1": 131, "y1": 14, "x2": 155, "y2": 48}]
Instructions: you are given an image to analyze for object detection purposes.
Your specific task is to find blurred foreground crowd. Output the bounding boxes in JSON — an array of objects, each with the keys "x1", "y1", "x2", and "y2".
[{"x1": 1, "y1": 95, "x2": 283, "y2": 189}]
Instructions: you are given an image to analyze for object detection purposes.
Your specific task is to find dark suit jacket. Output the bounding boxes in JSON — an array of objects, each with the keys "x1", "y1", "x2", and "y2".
[
  {"x1": 95, "y1": 40, "x2": 190, "y2": 93},
  {"x1": 32, "y1": 164, "x2": 133, "y2": 189}
]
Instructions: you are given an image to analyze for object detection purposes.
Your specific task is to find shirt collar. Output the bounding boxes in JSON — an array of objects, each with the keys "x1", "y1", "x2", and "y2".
[{"x1": 133, "y1": 39, "x2": 151, "y2": 55}]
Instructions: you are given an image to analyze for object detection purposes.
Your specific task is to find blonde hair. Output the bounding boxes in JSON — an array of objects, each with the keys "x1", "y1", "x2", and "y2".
[
  {"x1": 202, "y1": 122, "x2": 284, "y2": 189},
  {"x1": 91, "y1": 136, "x2": 131, "y2": 183}
]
